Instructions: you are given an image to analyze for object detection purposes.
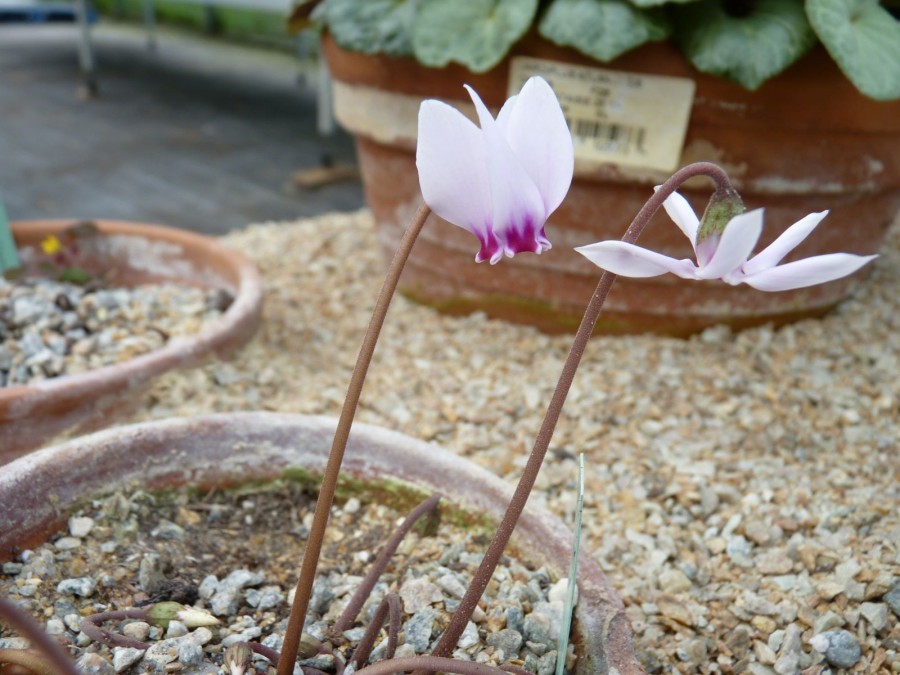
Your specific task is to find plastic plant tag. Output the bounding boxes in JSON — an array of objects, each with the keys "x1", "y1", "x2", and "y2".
[
  {"x1": 0, "y1": 192, "x2": 20, "y2": 275},
  {"x1": 508, "y1": 56, "x2": 695, "y2": 172}
]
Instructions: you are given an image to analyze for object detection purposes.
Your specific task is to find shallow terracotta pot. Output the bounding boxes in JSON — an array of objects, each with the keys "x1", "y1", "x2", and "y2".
[
  {"x1": 323, "y1": 34, "x2": 900, "y2": 335},
  {"x1": 0, "y1": 220, "x2": 263, "y2": 464},
  {"x1": 0, "y1": 412, "x2": 642, "y2": 674}
]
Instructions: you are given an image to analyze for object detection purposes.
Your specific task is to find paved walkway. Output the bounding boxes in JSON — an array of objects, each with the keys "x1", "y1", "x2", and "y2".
[{"x1": 0, "y1": 20, "x2": 364, "y2": 235}]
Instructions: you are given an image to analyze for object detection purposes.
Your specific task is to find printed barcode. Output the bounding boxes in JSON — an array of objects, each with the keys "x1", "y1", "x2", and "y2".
[{"x1": 565, "y1": 117, "x2": 647, "y2": 156}]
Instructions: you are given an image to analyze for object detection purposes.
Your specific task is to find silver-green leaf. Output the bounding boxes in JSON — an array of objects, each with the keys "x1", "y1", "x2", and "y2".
[
  {"x1": 312, "y1": 0, "x2": 417, "y2": 57},
  {"x1": 806, "y1": 0, "x2": 900, "y2": 100},
  {"x1": 539, "y1": 0, "x2": 671, "y2": 62},
  {"x1": 629, "y1": 0, "x2": 702, "y2": 6},
  {"x1": 412, "y1": 0, "x2": 538, "y2": 73},
  {"x1": 675, "y1": 0, "x2": 817, "y2": 90}
]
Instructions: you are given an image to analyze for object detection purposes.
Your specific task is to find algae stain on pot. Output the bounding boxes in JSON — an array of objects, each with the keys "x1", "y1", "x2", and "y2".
[{"x1": 279, "y1": 467, "x2": 496, "y2": 533}]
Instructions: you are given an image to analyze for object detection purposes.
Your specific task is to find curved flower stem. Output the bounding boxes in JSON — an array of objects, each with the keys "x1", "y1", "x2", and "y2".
[
  {"x1": 246, "y1": 641, "x2": 281, "y2": 664},
  {"x1": 276, "y1": 204, "x2": 433, "y2": 675},
  {"x1": 332, "y1": 495, "x2": 441, "y2": 634},
  {"x1": 0, "y1": 648, "x2": 59, "y2": 675},
  {"x1": 81, "y1": 609, "x2": 150, "y2": 649},
  {"x1": 346, "y1": 592, "x2": 401, "y2": 669},
  {"x1": 352, "y1": 655, "x2": 527, "y2": 675},
  {"x1": 424, "y1": 162, "x2": 735, "y2": 667},
  {"x1": 0, "y1": 597, "x2": 80, "y2": 675}
]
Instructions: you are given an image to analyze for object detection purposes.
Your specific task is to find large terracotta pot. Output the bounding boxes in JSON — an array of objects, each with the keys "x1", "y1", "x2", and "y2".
[
  {"x1": 323, "y1": 33, "x2": 900, "y2": 335},
  {"x1": 0, "y1": 220, "x2": 263, "y2": 464},
  {"x1": 0, "y1": 412, "x2": 642, "y2": 674}
]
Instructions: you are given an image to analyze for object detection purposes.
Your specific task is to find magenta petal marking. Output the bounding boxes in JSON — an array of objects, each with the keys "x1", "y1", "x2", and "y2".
[
  {"x1": 504, "y1": 216, "x2": 539, "y2": 256},
  {"x1": 474, "y1": 228, "x2": 503, "y2": 264}
]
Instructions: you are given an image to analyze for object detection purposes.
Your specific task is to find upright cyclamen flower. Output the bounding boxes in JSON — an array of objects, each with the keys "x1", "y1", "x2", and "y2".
[
  {"x1": 576, "y1": 191, "x2": 877, "y2": 291},
  {"x1": 416, "y1": 76, "x2": 574, "y2": 264}
]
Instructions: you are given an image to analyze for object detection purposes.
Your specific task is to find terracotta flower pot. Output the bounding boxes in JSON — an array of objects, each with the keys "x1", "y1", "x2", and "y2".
[
  {"x1": 0, "y1": 220, "x2": 263, "y2": 464},
  {"x1": 0, "y1": 412, "x2": 642, "y2": 674},
  {"x1": 323, "y1": 33, "x2": 900, "y2": 335}
]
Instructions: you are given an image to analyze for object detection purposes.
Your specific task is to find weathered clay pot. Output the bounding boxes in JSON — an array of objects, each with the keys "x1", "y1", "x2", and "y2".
[
  {"x1": 0, "y1": 412, "x2": 642, "y2": 674},
  {"x1": 323, "y1": 33, "x2": 900, "y2": 335},
  {"x1": 0, "y1": 220, "x2": 263, "y2": 464}
]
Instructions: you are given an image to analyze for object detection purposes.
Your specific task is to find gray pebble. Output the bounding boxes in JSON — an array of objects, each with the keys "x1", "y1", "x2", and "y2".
[
  {"x1": 537, "y1": 650, "x2": 558, "y2": 675},
  {"x1": 773, "y1": 623, "x2": 802, "y2": 675},
  {"x1": 884, "y1": 584, "x2": 900, "y2": 617},
  {"x1": 68, "y1": 516, "x2": 94, "y2": 538},
  {"x1": 151, "y1": 519, "x2": 185, "y2": 540},
  {"x1": 197, "y1": 574, "x2": 219, "y2": 600},
  {"x1": 486, "y1": 628, "x2": 523, "y2": 659},
  {"x1": 122, "y1": 621, "x2": 151, "y2": 642},
  {"x1": 458, "y1": 621, "x2": 479, "y2": 649},
  {"x1": 166, "y1": 620, "x2": 188, "y2": 638},
  {"x1": 45, "y1": 618, "x2": 66, "y2": 635},
  {"x1": 76, "y1": 653, "x2": 115, "y2": 675},
  {"x1": 522, "y1": 612, "x2": 553, "y2": 646},
  {"x1": 2, "y1": 562, "x2": 23, "y2": 575},
  {"x1": 298, "y1": 654, "x2": 334, "y2": 671},
  {"x1": 860, "y1": 601, "x2": 889, "y2": 631},
  {"x1": 112, "y1": 647, "x2": 146, "y2": 673},
  {"x1": 676, "y1": 637, "x2": 708, "y2": 666},
  {"x1": 57, "y1": 576, "x2": 97, "y2": 597},
  {"x1": 63, "y1": 613, "x2": 82, "y2": 632},
  {"x1": 404, "y1": 607, "x2": 438, "y2": 652},
  {"x1": 505, "y1": 606, "x2": 524, "y2": 634},
  {"x1": 16, "y1": 583, "x2": 37, "y2": 597},
  {"x1": 245, "y1": 585, "x2": 284, "y2": 610},
  {"x1": 435, "y1": 573, "x2": 467, "y2": 599},
  {"x1": 177, "y1": 642, "x2": 204, "y2": 667},
  {"x1": 139, "y1": 554, "x2": 164, "y2": 594},
  {"x1": 822, "y1": 629, "x2": 861, "y2": 668},
  {"x1": 53, "y1": 536, "x2": 82, "y2": 551}
]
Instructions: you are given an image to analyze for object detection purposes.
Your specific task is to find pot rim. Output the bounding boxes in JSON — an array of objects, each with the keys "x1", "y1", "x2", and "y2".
[
  {"x1": 0, "y1": 411, "x2": 642, "y2": 674},
  {"x1": 0, "y1": 219, "x2": 263, "y2": 462}
]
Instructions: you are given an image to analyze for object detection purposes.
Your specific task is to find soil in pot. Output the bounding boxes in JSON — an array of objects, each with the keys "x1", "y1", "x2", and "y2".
[{"x1": 0, "y1": 479, "x2": 579, "y2": 674}]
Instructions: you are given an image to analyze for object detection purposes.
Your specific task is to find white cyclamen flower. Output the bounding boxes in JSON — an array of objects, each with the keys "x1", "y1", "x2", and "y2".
[
  {"x1": 416, "y1": 76, "x2": 574, "y2": 264},
  {"x1": 575, "y1": 191, "x2": 877, "y2": 291}
]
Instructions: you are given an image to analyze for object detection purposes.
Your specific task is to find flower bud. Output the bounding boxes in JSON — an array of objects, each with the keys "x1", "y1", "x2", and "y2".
[
  {"x1": 224, "y1": 643, "x2": 252, "y2": 675},
  {"x1": 144, "y1": 601, "x2": 219, "y2": 629},
  {"x1": 697, "y1": 185, "x2": 745, "y2": 245}
]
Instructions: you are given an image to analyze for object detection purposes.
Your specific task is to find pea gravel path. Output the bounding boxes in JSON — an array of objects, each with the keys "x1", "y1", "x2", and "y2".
[{"x1": 121, "y1": 210, "x2": 899, "y2": 673}]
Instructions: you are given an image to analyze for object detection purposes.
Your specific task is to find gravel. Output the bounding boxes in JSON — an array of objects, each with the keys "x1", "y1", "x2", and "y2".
[
  {"x1": 19, "y1": 209, "x2": 900, "y2": 671},
  {"x1": 0, "y1": 483, "x2": 573, "y2": 673},
  {"x1": 0, "y1": 277, "x2": 229, "y2": 387}
]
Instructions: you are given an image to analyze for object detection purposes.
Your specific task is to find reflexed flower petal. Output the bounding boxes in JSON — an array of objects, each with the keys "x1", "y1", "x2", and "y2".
[
  {"x1": 697, "y1": 209, "x2": 763, "y2": 279},
  {"x1": 416, "y1": 99, "x2": 498, "y2": 262},
  {"x1": 497, "y1": 77, "x2": 574, "y2": 216},
  {"x1": 660, "y1": 190, "x2": 700, "y2": 252},
  {"x1": 575, "y1": 240, "x2": 697, "y2": 278},
  {"x1": 465, "y1": 84, "x2": 548, "y2": 260},
  {"x1": 742, "y1": 211, "x2": 828, "y2": 276},
  {"x1": 741, "y1": 253, "x2": 878, "y2": 292}
]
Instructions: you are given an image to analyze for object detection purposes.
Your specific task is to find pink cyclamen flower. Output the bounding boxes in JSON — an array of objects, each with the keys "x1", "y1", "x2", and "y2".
[
  {"x1": 575, "y1": 191, "x2": 877, "y2": 291},
  {"x1": 416, "y1": 76, "x2": 574, "y2": 264}
]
